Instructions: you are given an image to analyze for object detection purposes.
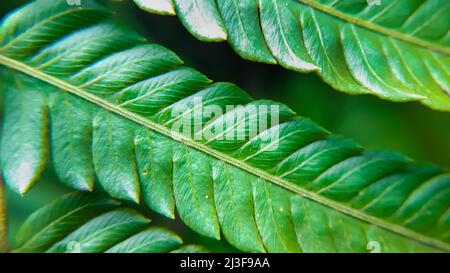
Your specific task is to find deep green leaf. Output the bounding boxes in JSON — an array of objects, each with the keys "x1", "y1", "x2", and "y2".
[
  {"x1": 105, "y1": 227, "x2": 183, "y2": 253},
  {"x1": 14, "y1": 192, "x2": 205, "y2": 253},
  {"x1": 46, "y1": 208, "x2": 150, "y2": 253},
  {"x1": 0, "y1": 0, "x2": 449, "y2": 253},
  {"x1": 135, "y1": 0, "x2": 450, "y2": 111},
  {"x1": 171, "y1": 245, "x2": 210, "y2": 253},
  {"x1": 14, "y1": 192, "x2": 119, "y2": 252}
]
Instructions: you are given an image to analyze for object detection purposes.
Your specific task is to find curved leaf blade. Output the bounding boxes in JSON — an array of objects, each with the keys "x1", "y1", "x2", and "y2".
[
  {"x1": 14, "y1": 192, "x2": 119, "y2": 252},
  {"x1": 134, "y1": 0, "x2": 176, "y2": 15},
  {"x1": 0, "y1": 0, "x2": 449, "y2": 253},
  {"x1": 135, "y1": 0, "x2": 450, "y2": 111},
  {"x1": 14, "y1": 192, "x2": 205, "y2": 253}
]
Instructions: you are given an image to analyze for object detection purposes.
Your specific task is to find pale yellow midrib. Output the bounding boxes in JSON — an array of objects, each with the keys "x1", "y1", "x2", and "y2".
[
  {"x1": 298, "y1": 0, "x2": 450, "y2": 56},
  {"x1": 0, "y1": 54, "x2": 448, "y2": 252}
]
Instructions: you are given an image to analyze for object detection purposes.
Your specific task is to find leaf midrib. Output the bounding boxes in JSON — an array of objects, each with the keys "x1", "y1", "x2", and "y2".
[
  {"x1": 0, "y1": 54, "x2": 448, "y2": 252},
  {"x1": 298, "y1": 0, "x2": 450, "y2": 56},
  {"x1": 14, "y1": 204, "x2": 93, "y2": 252}
]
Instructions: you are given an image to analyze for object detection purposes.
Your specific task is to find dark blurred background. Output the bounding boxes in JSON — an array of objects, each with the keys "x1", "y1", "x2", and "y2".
[{"x1": 1, "y1": 0, "x2": 449, "y2": 250}]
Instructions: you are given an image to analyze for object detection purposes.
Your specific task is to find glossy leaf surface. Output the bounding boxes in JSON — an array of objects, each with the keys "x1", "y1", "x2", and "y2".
[
  {"x1": 0, "y1": 0, "x2": 449, "y2": 253},
  {"x1": 135, "y1": 0, "x2": 450, "y2": 111}
]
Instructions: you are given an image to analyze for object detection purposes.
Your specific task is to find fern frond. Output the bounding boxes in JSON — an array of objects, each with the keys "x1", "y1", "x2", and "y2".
[
  {"x1": 135, "y1": 0, "x2": 450, "y2": 111},
  {"x1": 14, "y1": 192, "x2": 207, "y2": 253},
  {"x1": 0, "y1": 0, "x2": 449, "y2": 253}
]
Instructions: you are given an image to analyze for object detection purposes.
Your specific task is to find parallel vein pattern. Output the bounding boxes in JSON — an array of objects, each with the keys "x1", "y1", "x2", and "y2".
[
  {"x1": 13, "y1": 192, "x2": 207, "y2": 253},
  {"x1": 0, "y1": 0, "x2": 449, "y2": 253},
  {"x1": 134, "y1": 0, "x2": 450, "y2": 111}
]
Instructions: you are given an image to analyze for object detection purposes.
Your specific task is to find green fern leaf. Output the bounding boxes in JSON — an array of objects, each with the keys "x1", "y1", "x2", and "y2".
[
  {"x1": 14, "y1": 192, "x2": 120, "y2": 252},
  {"x1": 134, "y1": 0, "x2": 450, "y2": 111},
  {"x1": 0, "y1": 0, "x2": 449, "y2": 253},
  {"x1": 14, "y1": 192, "x2": 206, "y2": 253}
]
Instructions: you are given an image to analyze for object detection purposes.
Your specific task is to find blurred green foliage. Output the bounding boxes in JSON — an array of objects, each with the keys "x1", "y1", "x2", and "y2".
[{"x1": 1, "y1": 0, "x2": 449, "y2": 250}]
